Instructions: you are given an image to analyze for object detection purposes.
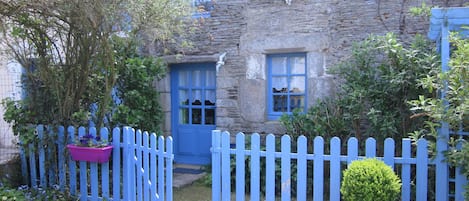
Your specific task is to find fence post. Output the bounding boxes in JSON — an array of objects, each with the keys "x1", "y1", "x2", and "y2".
[
  {"x1": 166, "y1": 136, "x2": 173, "y2": 201},
  {"x1": 211, "y1": 130, "x2": 222, "y2": 201},
  {"x1": 436, "y1": 18, "x2": 450, "y2": 201},
  {"x1": 123, "y1": 126, "x2": 131, "y2": 201},
  {"x1": 112, "y1": 127, "x2": 121, "y2": 200}
]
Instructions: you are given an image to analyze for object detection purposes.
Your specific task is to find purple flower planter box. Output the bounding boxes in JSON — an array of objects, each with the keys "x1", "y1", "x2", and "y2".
[{"x1": 67, "y1": 144, "x2": 113, "y2": 163}]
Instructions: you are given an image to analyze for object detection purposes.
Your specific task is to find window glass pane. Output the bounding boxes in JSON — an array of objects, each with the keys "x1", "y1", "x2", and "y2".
[
  {"x1": 179, "y1": 108, "x2": 188, "y2": 124},
  {"x1": 205, "y1": 70, "x2": 216, "y2": 87},
  {"x1": 273, "y1": 95, "x2": 287, "y2": 112},
  {"x1": 192, "y1": 108, "x2": 202, "y2": 124},
  {"x1": 290, "y1": 95, "x2": 304, "y2": 111},
  {"x1": 192, "y1": 70, "x2": 203, "y2": 87},
  {"x1": 205, "y1": 108, "x2": 215, "y2": 125},
  {"x1": 272, "y1": 77, "x2": 288, "y2": 92},
  {"x1": 290, "y1": 76, "x2": 305, "y2": 93},
  {"x1": 179, "y1": 90, "x2": 189, "y2": 105},
  {"x1": 271, "y1": 57, "x2": 287, "y2": 74},
  {"x1": 178, "y1": 71, "x2": 189, "y2": 86},
  {"x1": 291, "y1": 56, "x2": 305, "y2": 74}
]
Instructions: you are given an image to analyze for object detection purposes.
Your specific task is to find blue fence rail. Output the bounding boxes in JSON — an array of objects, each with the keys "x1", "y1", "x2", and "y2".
[
  {"x1": 211, "y1": 130, "x2": 467, "y2": 201},
  {"x1": 20, "y1": 125, "x2": 173, "y2": 201}
]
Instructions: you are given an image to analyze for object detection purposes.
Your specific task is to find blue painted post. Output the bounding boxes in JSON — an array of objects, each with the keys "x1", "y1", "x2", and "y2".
[
  {"x1": 158, "y1": 136, "x2": 165, "y2": 201},
  {"x1": 136, "y1": 130, "x2": 143, "y2": 201},
  {"x1": 150, "y1": 133, "x2": 157, "y2": 201},
  {"x1": 281, "y1": 135, "x2": 291, "y2": 201},
  {"x1": 401, "y1": 139, "x2": 411, "y2": 201},
  {"x1": 347, "y1": 138, "x2": 358, "y2": 165},
  {"x1": 112, "y1": 127, "x2": 121, "y2": 200},
  {"x1": 236, "y1": 133, "x2": 245, "y2": 201},
  {"x1": 123, "y1": 127, "x2": 131, "y2": 201},
  {"x1": 416, "y1": 139, "x2": 428, "y2": 201},
  {"x1": 67, "y1": 126, "x2": 77, "y2": 196},
  {"x1": 211, "y1": 130, "x2": 221, "y2": 201},
  {"x1": 57, "y1": 126, "x2": 66, "y2": 191},
  {"x1": 143, "y1": 132, "x2": 150, "y2": 201},
  {"x1": 296, "y1": 136, "x2": 307, "y2": 201},
  {"x1": 37, "y1": 125, "x2": 46, "y2": 187},
  {"x1": 28, "y1": 143, "x2": 36, "y2": 187},
  {"x1": 383, "y1": 138, "x2": 395, "y2": 169},
  {"x1": 78, "y1": 127, "x2": 88, "y2": 201},
  {"x1": 313, "y1": 136, "x2": 324, "y2": 201},
  {"x1": 130, "y1": 128, "x2": 136, "y2": 201},
  {"x1": 265, "y1": 134, "x2": 275, "y2": 201},
  {"x1": 89, "y1": 127, "x2": 99, "y2": 201},
  {"x1": 329, "y1": 137, "x2": 341, "y2": 201},
  {"x1": 101, "y1": 127, "x2": 110, "y2": 200},
  {"x1": 47, "y1": 127, "x2": 56, "y2": 187},
  {"x1": 166, "y1": 136, "x2": 173, "y2": 201},
  {"x1": 250, "y1": 133, "x2": 260, "y2": 201},
  {"x1": 365, "y1": 138, "x2": 376, "y2": 158},
  {"x1": 221, "y1": 131, "x2": 231, "y2": 201},
  {"x1": 19, "y1": 144, "x2": 28, "y2": 186},
  {"x1": 436, "y1": 15, "x2": 450, "y2": 201}
]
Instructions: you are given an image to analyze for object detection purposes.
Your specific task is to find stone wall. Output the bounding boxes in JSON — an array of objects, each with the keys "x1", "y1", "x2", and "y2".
[{"x1": 157, "y1": 0, "x2": 467, "y2": 135}]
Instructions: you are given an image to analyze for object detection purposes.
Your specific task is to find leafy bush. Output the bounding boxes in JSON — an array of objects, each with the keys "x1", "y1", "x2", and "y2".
[
  {"x1": 409, "y1": 33, "x2": 469, "y2": 198},
  {"x1": 0, "y1": 185, "x2": 76, "y2": 201},
  {"x1": 341, "y1": 158, "x2": 401, "y2": 201}
]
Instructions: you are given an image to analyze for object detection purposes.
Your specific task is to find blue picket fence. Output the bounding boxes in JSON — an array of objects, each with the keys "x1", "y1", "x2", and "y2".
[
  {"x1": 20, "y1": 125, "x2": 173, "y2": 201},
  {"x1": 211, "y1": 130, "x2": 467, "y2": 201}
]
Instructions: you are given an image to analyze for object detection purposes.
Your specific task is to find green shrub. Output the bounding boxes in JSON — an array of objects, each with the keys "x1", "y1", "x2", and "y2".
[{"x1": 341, "y1": 158, "x2": 401, "y2": 201}]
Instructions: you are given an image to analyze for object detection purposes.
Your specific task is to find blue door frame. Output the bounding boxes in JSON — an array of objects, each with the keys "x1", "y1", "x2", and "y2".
[{"x1": 170, "y1": 63, "x2": 216, "y2": 164}]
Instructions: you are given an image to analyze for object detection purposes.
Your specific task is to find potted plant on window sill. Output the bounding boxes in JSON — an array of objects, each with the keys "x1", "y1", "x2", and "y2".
[{"x1": 66, "y1": 134, "x2": 113, "y2": 163}]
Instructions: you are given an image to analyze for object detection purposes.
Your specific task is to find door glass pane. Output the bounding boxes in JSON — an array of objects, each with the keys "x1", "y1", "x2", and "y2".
[
  {"x1": 273, "y1": 95, "x2": 287, "y2": 112},
  {"x1": 291, "y1": 56, "x2": 305, "y2": 74},
  {"x1": 178, "y1": 70, "x2": 189, "y2": 86},
  {"x1": 179, "y1": 90, "x2": 189, "y2": 105},
  {"x1": 205, "y1": 90, "x2": 216, "y2": 105},
  {"x1": 205, "y1": 70, "x2": 216, "y2": 87},
  {"x1": 179, "y1": 108, "x2": 188, "y2": 124},
  {"x1": 192, "y1": 108, "x2": 202, "y2": 124},
  {"x1": 290, "y1": 76, "x2": 305, "y2": 93},
  {"x1": 192, "y1": 90, "x2": 202, "y2": 105},
  {"x1": 205, "y1": 108, "x2": 215, "y2": 125},
  {"x1": 192, "y1": 70, "x2": 203, "y2": 87},
  {"x1": 271, "y1": 57, "x2": 287, "y2": 75},
  {"x1": 272, "y1": 77, "x2": 287, "y2": 93}
]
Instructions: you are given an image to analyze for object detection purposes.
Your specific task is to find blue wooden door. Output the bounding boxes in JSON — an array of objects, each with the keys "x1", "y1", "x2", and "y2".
[{"x1": 171, "y1": 63, "x2": 216, "y2": 164}]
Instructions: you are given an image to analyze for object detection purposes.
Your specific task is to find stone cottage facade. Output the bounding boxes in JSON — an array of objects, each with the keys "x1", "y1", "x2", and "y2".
[{"x1": 153, "y1": 0, "x2": 467, "y2": 164}]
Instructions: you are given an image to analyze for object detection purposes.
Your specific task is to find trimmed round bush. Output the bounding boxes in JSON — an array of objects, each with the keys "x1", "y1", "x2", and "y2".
[{"x1": 341, "y1": 158, "x2": 401, "y2": 201}]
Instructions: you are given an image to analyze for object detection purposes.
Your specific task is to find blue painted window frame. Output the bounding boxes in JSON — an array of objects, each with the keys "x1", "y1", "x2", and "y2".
[{"x1": 267, "y1": 53, "x2": 307, "y2": 120}]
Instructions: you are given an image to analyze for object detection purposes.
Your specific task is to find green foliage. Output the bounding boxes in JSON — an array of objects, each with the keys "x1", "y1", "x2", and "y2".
[
  {"x1": 0, "y1": 0, "x2": 191, "y2": 144},
  {"x1": 0, "y1": 186, "x2": 76, "y2": 201},
  {"x1": 110, "y1": 37, "x2": 166, "y2": 132},
  {"x1": 280, "y1": 99, "x2": 350, "y2": 152},
  {"x1": 409, "y1": 33, "x2": 469, "y2": 199},
  {"x1": 281, "y1": 33, "x2": 437, "y2": 144},
  {"x1": 409, "y1": 2, "x2": 432, "y2": 17},
  {"x1": 341, "y1": 158, "x2": 401, "y2": 201}
]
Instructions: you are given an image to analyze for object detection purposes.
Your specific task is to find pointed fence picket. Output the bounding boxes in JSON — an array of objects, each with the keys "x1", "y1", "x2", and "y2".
[
  {"x1": 211, "y1": 130, "x2": 464, "y2": 201},
  {"x1": 20, "y1": 125, "x2": 173, "y2": 201}
]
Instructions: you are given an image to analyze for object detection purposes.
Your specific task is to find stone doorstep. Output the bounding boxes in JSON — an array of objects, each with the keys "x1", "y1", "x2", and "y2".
[
  {"x1": 173, "y1": 171, "x2": 207, "y2": 188},
  {"x1": 172, "y1": 163, "x2": 206, "y2": 188}
]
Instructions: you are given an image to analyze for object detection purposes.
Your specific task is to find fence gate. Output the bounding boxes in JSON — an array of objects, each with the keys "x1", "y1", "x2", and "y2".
[{"x1": 123, "y1": 127, "x2": 173, "y2": 201}]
